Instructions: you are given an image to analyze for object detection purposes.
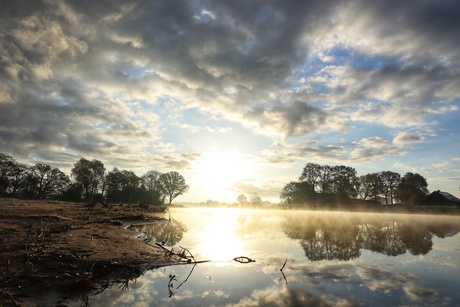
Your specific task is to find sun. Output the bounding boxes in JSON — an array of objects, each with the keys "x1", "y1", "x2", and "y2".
[{"x1": 191, "y1": 151, "x2": 255, "y2": 200}]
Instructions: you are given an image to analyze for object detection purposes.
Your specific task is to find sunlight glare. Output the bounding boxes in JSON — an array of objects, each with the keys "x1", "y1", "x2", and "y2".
[
  {"x1": 196, "y1": 209, "x2": 245, "y2": 263},
  {"x1": 192, "y1": 151, "x2": 256, "y2": 200}
]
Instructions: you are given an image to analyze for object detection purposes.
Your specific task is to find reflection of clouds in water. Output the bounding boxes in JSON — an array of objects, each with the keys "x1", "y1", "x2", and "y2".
[
  {"x1": 90, "y1": 278, "x2": 154, "y2": 306},
  {"x1": 232, "y1": 285, "x2": 358, "y2": 307},
  {"x1": 294, "y1": 262, "x2": 356, "y2": 283},
  {"x1": 169, "y1": 289, "x2": 195, "y2": 301},
  {"x1": 355, "y1": 264, "x2": 413, "y2": 291},
  {"x1": 404, "y1": 284, "x2": 435, "y2": 300},
  {"x1": 202, "y1": 290, "x2": 230, "y2": 298},
  {"x1": 286, "y1": 261, "x2": 447, "y2": 306}
]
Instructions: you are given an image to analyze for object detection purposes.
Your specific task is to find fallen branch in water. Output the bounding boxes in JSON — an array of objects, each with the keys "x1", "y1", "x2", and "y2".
[{"x1": 233, "y1": 256, "x2": 256, "y2": 263}]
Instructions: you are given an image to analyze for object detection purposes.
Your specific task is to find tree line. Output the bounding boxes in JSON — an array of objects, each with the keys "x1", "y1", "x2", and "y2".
[
  {"x1": 280, "y1": 163, "x2": 429, "y2": 207},
  {"x1": 0, "y1": 153, "x2": 188, "y2": 205}
]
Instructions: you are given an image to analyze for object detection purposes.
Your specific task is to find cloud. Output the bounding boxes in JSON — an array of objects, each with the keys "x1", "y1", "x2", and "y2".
[
  {"x1": 1, "y1": 0, "x2": 460, "y2": 195},
  {"x1": 155, "y1": 153, "x2": 201, "y2": 171},
  {"x1": 234, "y1": 285, "x2": 358, "y2": 307},
  {"x1": 393, "y1": 131, "x2": 426, "y2": 146}
]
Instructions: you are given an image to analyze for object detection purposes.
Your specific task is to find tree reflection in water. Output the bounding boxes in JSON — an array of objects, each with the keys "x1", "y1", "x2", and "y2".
[
  {"x1": 281, "y1": 214, "x2": 458, "y2": 261},
  {"x1": 128, "y1": 219, "x2": 187, "y2": 246}
]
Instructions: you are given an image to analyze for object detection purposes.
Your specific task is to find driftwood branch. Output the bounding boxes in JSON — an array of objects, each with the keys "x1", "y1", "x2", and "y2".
[{"x1": 280, "y1": 258, "x2": 288, "y2": 285}]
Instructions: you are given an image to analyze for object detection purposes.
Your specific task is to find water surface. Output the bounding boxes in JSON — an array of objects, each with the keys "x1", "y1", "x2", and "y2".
[{"x1": 92, "y1": 208, "x2": 460, "y2": 306}]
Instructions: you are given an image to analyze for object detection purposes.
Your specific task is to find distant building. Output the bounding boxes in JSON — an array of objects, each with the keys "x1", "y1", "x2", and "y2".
[{"x1": 421, "y1": 191, "x2": 460, "y2": 206}]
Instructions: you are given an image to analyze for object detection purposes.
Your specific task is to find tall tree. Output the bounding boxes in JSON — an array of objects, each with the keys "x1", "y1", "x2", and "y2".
[
  {"x1": 358, "y1": 173, "x2": 383, "y2": 201},
  {"x1": 159, "y1": 171, "x2": 189, "y2": 204},
  {"x1": 299, "y1": 163, "x2": 321, "y2": 191},
  {"x1": 395, "y1": 172, "x2": 429, "y2": 205},
  {"x1": 71, "y1": 158, "x2": 106, "y2": 200},
  {"x1": 142, "y1": 170, "x2": 162, "y2": 192},
  {"x1": 380, "y1": 171, "x2": 401, "y2": 205},
  {"x1": 330, "y1": 165, "x2": 358, "y2": 198}
]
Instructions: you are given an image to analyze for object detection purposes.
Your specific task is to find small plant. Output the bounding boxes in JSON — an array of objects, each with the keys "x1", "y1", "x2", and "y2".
[{"x1": 25, "y1": 216, "x2": 51, "y2": 259}]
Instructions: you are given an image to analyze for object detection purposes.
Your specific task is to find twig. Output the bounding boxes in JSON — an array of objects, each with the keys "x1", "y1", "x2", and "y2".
[
  {"x1": 178, "y1": 245, "x2": 196, "y2": 262},
  {"x1": 176, "y1": 263, "x2": 197, "y2": 289},
  {"x1": 280, "y1": 258, "x2": 288, "y2": 285},
  {"x1": 280, "y1": 258, "x2": 287, "y2": 271}
]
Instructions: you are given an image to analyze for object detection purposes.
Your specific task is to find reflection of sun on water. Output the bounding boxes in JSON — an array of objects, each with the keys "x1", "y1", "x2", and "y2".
[{"x1": 197, "y1": 209, "x2": 245, "y2": 263}]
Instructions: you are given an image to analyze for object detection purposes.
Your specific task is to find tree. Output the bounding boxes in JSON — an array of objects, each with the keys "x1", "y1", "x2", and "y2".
[
  {"x1": 249, "y1": 192, "x2": 262, "y2": 206},
  {"x1": 159, "y1": 171, "x2": 188, "y2": 204},
  {"x1": 299, "y1": 163, "x2": 321, "y2": 191},
  {"x1": 358, "y1": 173, "x2": 383, "y2": 201},
  {"x1": 0, "y1": 154, "x2": 27, "y2": 196},
  {"x1": 395, "y1": 172, "x2": 429, "y2": 205},
  {"x1": 380, "y1": 171, "x2": 401, "y2": 205},
  {"x1": 318, "y1": 165, "x2": 334, "y2": 193},
  {"x1": 71, "y1": 158, "x2": 106, "y2": 200},
  {"x1": 23, "y1": 164, "x2": 71, "y2": 199},
  {"x1": 329, "y1": 165, "x2": 358, "y2": 198},
  {"x1": 142, "y1": 170, "x2": 162, "y2": 192},
  {"x1": 106, "y1": 168, "x2": 156, "y2": 203},
  {"x1": 0, "y1": 153, "x2": 17, "y2": 195},
  {"x1": 237, "y1": 194, "x2": 248, "y2": 206},
  {"x1": 7, "y1": 162, "x2": 27, "y2": 196},
  {"x1": 280, "y1": 181, "x2": 314, "y2": 205}
]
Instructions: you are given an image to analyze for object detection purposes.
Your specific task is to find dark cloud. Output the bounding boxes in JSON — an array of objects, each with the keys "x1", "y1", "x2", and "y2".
[{"x1": 1, "y1": 0, "x2": 459, "y2": 169}]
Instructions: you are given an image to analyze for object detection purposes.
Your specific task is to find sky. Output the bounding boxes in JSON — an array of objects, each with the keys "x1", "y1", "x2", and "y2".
[{"x1": 1, "y1": 0, "x2": 459, "y2": 203}]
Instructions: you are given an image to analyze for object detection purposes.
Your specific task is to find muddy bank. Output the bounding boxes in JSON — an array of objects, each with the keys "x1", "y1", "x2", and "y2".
[{"x1": 0, "y1": 198, "x2": 177, "y2": 306}]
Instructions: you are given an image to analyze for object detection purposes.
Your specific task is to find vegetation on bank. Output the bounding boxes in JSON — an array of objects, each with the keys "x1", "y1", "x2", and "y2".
[
  {"x1": 280, "y1": 162, "x2": 431, "y2": 208},
  {"x1": 0, "y1": 153, "x2": 188, "y2": 206}
]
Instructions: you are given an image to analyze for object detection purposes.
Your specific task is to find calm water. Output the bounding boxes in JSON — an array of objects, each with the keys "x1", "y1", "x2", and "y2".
[{"x1": 90, "y1": 208, "x2": 460, "y2": 306}]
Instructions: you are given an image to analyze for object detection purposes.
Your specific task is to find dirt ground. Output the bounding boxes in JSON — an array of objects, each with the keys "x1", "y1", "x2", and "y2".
[{"x1": 0, "y1": 198, "x2": 176, "y2": 306}]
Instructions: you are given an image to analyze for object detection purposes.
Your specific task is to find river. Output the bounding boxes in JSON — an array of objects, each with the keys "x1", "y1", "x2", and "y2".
[{"x1": 90, "y1": 208, "x2": 460, "y2": 306}]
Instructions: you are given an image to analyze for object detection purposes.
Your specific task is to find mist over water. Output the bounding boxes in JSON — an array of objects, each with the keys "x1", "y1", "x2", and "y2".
[{"x1": 93, "y1": 208, "x2": 460, "y2": 306}]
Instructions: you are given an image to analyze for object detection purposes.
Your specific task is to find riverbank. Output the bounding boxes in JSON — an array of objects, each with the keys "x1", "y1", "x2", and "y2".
[{"x1": 0, "y1": 198, "x2": 175, "y2": 306}]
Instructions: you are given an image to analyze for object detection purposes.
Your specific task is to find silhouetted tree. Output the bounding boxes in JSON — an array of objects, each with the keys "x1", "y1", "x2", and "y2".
[
  {"x1": 159, "y1": 171, "x2": 188, "y2": 204},
  {"x1": 142, "y1": 170, "x2": 162, "y2": 192},
  {"x1": 318, "y1": 165, "x2": 334, "y2": 193},
  {"x1": 380, "y1": 171, "x2": 401, "y2": 205},
  {"x1": 23, "y1": 164, "x2": 71, "y2": 199},
  {"x1": 329, "y1": 165, "x2": 358, "y2": 199},
  {"x1": 0, "y1": 153, "x2": 17, "y2": 195},
  {"x1": 395, "y1": 172, "x2": 429, "y2": 205},
  {"x1": 299, "y1": 163, "x2": 321, "y2": 191},
  {"x1": 71, "y1": 158, "x2": 106, "y2": 200},
  {"x1": 58, "y1": 183, "x2": 83, "y2": 202},
  {"x1": 280, "y1": 181, "x2": 314, "y2": 205},
  {"x1": 358, "y1": 173, "x2": 383, "y2": 201}
]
